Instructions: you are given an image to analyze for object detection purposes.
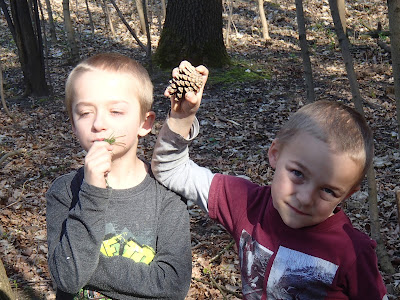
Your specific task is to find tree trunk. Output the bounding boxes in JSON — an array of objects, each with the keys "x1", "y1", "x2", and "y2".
[
  {"x1": 62, "y1": 0, "x2": 79, "y2": 64},
  {"x1": 387, "y1": 0, "x2": 400, "y2": 150},
  {"x1": 102, "y1": 0, "x2": 115, "y2": 38},
  {"x1": 295, "y1": 0, "x2": 315, "y2": 103},
  {"x1": 338, "y1": 0, "x2": 346, "y2": 35},
  {"x1": 135, "y1": 0, "x2": 146, "y2": 34},
  {"x1": 258, "y1": 0, "x2": 270, "y2": 40},
  {"x1": 154, "y1": 0, "x2": 229, "y2": 68},
  {"x1": 329, "y1": 0, "x2": 395, "y2": 275},
  {"x1": 0, "y1": 259, "x2": 15, "y2": 300},
  {"x1": 43, "y1": 0, "x2": 57, "y2": 43},
  {"x1": 10, "y1": 0, "x2": 49, "y2": 96},
  {"x1": 84, "y1": 0, "x2": 95, "y2": 35}
]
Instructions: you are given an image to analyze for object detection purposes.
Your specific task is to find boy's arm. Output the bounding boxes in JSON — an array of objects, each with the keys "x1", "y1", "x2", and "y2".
[
  {"x1": 152, "y1": 61, "x2": 214, "y2": 211},
  {"x1": 46, "y1": 172, "x2": 111, "y2": 294},
  {"x1": 152, "y1": 116, "x2": 214, "y2": 211}
]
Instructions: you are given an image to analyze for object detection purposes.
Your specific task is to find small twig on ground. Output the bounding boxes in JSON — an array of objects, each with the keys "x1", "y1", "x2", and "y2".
[
  {"x1": 210, "y1": 239, "x2": 236, "y2": 263},
  {"x1": 0, "y1": 149, "x2": 26, "y2": 166},
  {"x1": 192, "y1": 277, "x2": 242, "y2": 299},
  {"x1": 395, "y1": 188, "x2": 400, "y2": 229}
]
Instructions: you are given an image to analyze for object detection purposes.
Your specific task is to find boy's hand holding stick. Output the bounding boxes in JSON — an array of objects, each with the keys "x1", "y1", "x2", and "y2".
[{"x1": 165, "y1": 61, "x2": 209, "y2": 138}]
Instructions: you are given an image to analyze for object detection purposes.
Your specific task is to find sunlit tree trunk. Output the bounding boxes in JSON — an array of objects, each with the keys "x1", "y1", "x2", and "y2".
[
  {"x1": 387, "y1": 0, "x2": 400, "y2": 150},
  {"x1": 295, "y1": 0, "x2": 315, "y2": 103},
  {"x1": 258, "y1": 0, "x2": 270, "y2": 40},
  {"x1": 62, "y1": 0, "x2": 79, "y2": 64}
]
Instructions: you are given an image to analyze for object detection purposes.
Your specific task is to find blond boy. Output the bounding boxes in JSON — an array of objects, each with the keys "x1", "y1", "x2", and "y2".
[{"x1": 46, "y1": 53, "x2": 191, "y2": 299}]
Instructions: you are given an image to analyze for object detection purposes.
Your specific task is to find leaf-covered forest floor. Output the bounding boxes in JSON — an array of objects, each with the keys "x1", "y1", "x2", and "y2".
[{"x1": 1, "y1": 0, "x2": 399, "y2": 299}]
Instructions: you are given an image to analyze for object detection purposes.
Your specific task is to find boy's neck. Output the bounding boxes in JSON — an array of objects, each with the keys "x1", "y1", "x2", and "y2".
[{"x1": 106, "y1": 156, "x2": 148, "y2": 189}]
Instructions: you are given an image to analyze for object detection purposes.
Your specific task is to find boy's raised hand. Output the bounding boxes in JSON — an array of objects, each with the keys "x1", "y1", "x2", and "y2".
[
  {"x1": 84, "y1": 141, "x2": 113, "y2": 188},
  {"x1": 165, "y1": 61, "x2": 208, "y2": 138}
]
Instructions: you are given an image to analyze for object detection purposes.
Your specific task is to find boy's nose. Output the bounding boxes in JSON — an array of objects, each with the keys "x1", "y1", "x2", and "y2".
[
  {"x1": 296, "y1": 185, "x2": 315, "y2": 207},
  {"x1": 92, "y1": 112, "x2": 108, "y2": 132}
]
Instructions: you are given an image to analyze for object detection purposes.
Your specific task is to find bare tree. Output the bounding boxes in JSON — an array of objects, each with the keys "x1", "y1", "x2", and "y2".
[
  {"x1": 329, "y1": 0, "x2": 395, "y2": 275},
  {"x1": 387, "y1": 0, "x2": 400, "y2": 150},
  {"x1": 84, "y1": 0, "x2": 95, "y2": 35},
  {"x1": 0, "y1": 0, "x2": 49, "y2": 96},
  {"x1": 258, "y1": 0, "x2": 270, "y2": 40},
  {"x1": 102, "y1": 0, "x2": 115, "y2": 38},
  {"x1": 43, "y1": 0, "x2": 57, "y2": 43},
  {"x1": 62, "y1": 0, "x2": 79, "y2": 64},
  {"x1": 295, "y1": 0, "x2": 315, "y2": 103},
  {"x1": 135, "y1": 0, "x2": 146, "y2": 34}
]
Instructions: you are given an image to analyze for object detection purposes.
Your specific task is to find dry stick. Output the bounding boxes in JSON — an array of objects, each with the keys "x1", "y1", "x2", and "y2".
[
  {"x1": 396, "y1": 188, "x2": 400, "y2": 229},
  {"x1": 192, "y1": 277, "x2": 242, "y2": 299},
  {"x1": 0, "y1": 62, "x2": 14, "y2": 121},
  {"x1": 210, "y1": 240, "x2": 235, "y2": 263},
  {"x1": 0, "y1": 149, "x2": 26, "y2": 166}
]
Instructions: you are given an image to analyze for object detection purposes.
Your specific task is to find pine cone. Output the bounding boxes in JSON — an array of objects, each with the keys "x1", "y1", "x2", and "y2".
[{"x1": 167, "y1": 64, "x2": 203, "y2": 101}]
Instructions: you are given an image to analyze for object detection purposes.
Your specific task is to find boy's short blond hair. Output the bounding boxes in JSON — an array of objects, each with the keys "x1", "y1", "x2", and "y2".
[
  {"x1": 65, "y1": 52, "x2": 153, "y2": 121},
  {"x1": 275, "y1": 100, "x2": 374, "y2": 184}
]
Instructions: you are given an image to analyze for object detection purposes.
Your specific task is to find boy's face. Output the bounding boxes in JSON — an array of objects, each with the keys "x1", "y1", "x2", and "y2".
[
  {"x1": 71, "y1": 70, "x2": 154, "y2": 157},
  {"x1": 268, "y1": 132, "x2": 361, "y2": 229}
]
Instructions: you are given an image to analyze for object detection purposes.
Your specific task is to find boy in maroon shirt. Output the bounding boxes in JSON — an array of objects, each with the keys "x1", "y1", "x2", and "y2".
[{"x1": 152, "y1": 61, "x2": 388, "y2": 299}]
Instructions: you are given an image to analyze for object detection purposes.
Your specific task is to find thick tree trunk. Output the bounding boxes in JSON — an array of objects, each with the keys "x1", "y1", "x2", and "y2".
[
  {"x1": 329, "y1": 0, "x2": 395, "y2": 275},
  {"x1": 10, "y1": 0, "x2": 48, "y2": 96},
  {"x1": 295, "y1": 0, "x2": 315, "y2": 103},
  {"x1": 387, "y1": 0, "x2": 400, "y2": 150},
  {"x1": 154, "y1": 0, "x2": 229, "y2": 68}
]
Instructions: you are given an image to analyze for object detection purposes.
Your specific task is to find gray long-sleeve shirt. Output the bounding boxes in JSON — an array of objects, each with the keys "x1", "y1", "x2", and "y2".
[{"x1": 46, "y1": 166, "x2": 191, "y2": 299}]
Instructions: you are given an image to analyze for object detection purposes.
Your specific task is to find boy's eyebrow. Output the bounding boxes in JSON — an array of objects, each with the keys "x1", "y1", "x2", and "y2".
[{"x1": 74, "y1": 100, "x2": 129, "y2": 107}]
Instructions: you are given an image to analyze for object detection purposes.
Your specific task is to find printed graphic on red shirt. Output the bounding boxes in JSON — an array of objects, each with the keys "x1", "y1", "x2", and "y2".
[
  {"x1": 266, "y1": 246, "x2": 338, "y2": 299},
  {"x1": 239, "y1": 230, "x2": 273, "y2": 299}
]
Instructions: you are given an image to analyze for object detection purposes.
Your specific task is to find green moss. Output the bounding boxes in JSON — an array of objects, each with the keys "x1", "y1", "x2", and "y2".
[{"x1": 208, "y1": 60, "x2": 271, "y2": 87}]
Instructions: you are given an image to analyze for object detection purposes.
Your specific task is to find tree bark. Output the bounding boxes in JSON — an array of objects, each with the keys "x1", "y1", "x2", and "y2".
[
  {"x1": 154, "y1": 0, "x2": 229, "y2": 68},
  {"x1": 0, "y1": 259, "x2": 15, "y2": 300},
  {"x1": 135, "y1": 0, "x2": 146, "y2": 34},
  {"x1": 62, "y1": 0, "x2": 79, "y2": 64},
  {"x1": 10, "y1": 0, "x2": 49, "y2": 96},
  {"x1": 329, "y1": 0, "x2": 395, "y2": 275},
  {"x1": 258, "y1": 0, "x2": 270, "y2": 40},
  {"x1": 43, "y1": 0, "x2": 57, "y2": 43},
  {"x1": 337, "y1": 0, "x2": 346, "y2": 35},
  {"x1": 387, "y1": 0, "x2": 400, "y2": 150},
  {"x1": 295, "y1": 0, "x2": 315, "y2": 103},
  {"x1": 84, "y1": 0, "x2": 95, "y2": 35}
]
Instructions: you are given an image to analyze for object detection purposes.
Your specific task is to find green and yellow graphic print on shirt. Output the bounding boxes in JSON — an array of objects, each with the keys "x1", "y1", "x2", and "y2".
[
  {"x1": 75, "y1": 224, "x2": 155, "y2": 300},
  {"x1": 100, "y1": 224, "x2": 155, "y2": 264}
]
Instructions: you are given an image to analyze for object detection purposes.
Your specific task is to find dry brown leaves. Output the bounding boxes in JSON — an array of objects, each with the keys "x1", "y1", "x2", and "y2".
[{"x1": 0, "y1": 0, "x2": 399, "y2": 299}]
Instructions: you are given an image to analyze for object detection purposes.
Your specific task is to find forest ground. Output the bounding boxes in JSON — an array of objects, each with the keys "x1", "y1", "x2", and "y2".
[{"x1": 0, "y1": 0, "x2": 399, "y2": 299}]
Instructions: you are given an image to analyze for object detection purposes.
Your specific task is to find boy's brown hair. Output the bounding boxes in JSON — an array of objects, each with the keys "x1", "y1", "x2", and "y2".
[
  {"x1": 275, "y1": 100, "x2": 374, "y2": 184},
  {"x1": 65, "y1": 52, "x2": 153, "y2": 121}
]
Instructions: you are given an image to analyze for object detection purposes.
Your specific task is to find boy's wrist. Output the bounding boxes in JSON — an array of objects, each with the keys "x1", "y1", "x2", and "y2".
[
  {"x1": 166, "y1": 114, "x2": 199, "y2": 141},
  {"x1": 167, "y1": 113, "x2": 196, "y2": 139}
]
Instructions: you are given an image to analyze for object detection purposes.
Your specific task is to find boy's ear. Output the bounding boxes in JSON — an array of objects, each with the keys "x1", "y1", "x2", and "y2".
[
  {"x1": 138, "y1": 111, "x2": 156, "y2": 137},
  {"x1": 268, "y1": 139, "x2": 280, "y2": 169}
]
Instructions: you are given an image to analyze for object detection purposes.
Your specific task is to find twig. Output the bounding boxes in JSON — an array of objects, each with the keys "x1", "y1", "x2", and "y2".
[
  {"x1": 192, "y1": 277, "x2": 243, "y2": 298},
  {"x1": 217, "y1": 116, "x2": 241, "y2": 127},
  {"x1": 210, "y1": 240, "x2": 235, "y2": 263},
  {"x1": 0, "y1": 148, "x2": 26, "y2": 166},
  {"x1": 0, "y1": 61, "x2": 15, "y2": 121},
  {"x1": 396, "y1": 188, "x2": 400, "y2": 229}
]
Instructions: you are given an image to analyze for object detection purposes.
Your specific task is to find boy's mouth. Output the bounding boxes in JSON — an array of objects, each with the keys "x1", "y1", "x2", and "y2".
[{"x1": 288, "y1": 203, "x2": 310, "y2": 216}]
